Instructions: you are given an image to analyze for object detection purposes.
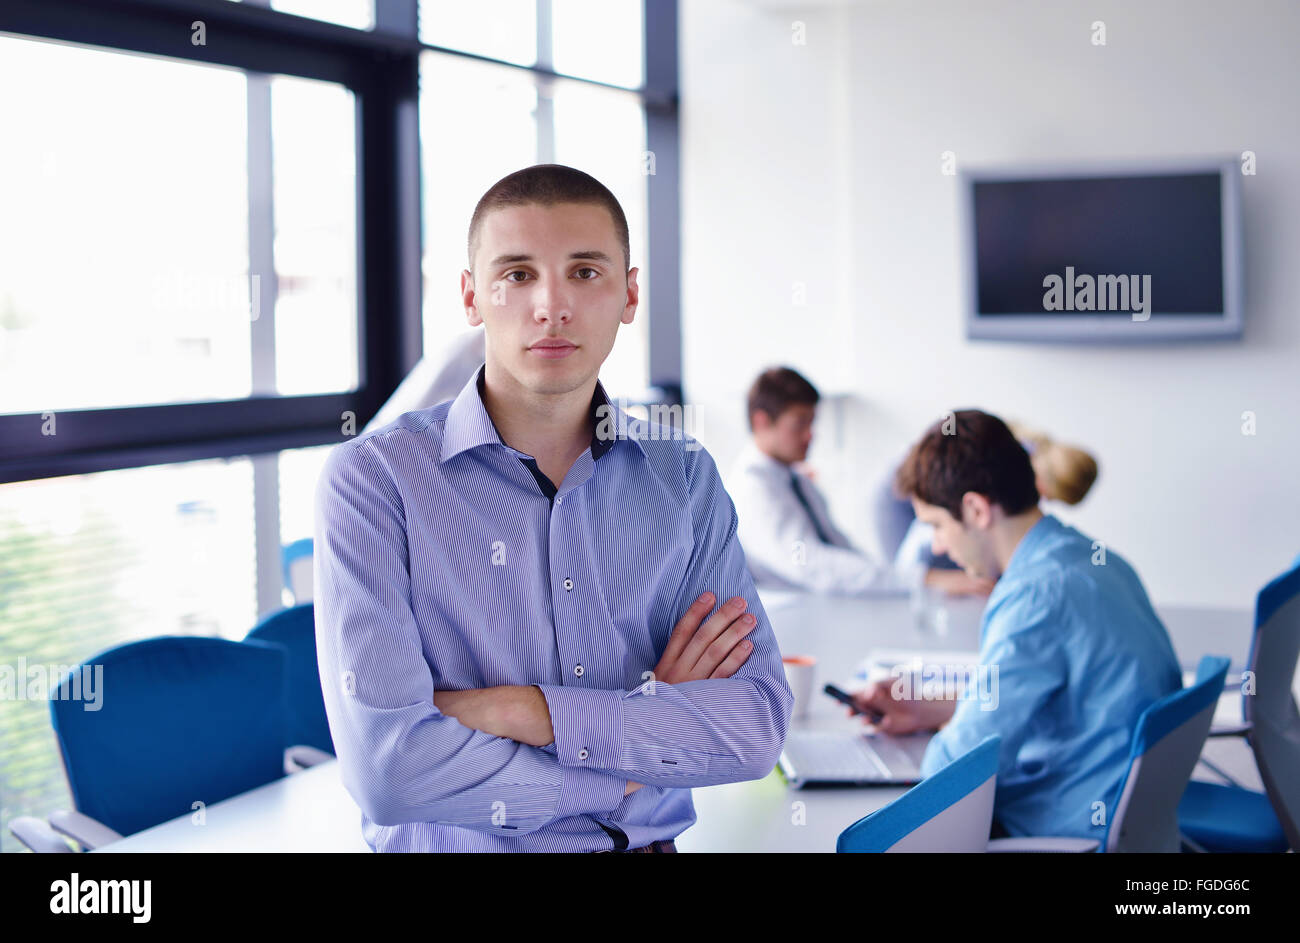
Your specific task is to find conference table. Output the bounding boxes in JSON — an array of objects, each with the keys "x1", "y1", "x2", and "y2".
[{"x1": 95, "y1": 592, "x2": 1256, "y2": 853}]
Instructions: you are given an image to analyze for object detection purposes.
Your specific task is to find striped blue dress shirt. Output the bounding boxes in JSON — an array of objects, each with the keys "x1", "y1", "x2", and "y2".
[{"x1": 313, "y1": 365, "x2": 794, "y2": 852}]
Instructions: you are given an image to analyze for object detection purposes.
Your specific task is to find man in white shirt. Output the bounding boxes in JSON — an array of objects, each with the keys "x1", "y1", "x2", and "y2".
[{"x1": 726, "y1": 367, "x2": 991, "y2": 597}]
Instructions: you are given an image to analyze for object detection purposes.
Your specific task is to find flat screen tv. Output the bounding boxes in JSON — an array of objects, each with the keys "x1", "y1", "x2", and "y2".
[{"x1": 961, "y1": 158, "x2": 1242, "y2": 341}]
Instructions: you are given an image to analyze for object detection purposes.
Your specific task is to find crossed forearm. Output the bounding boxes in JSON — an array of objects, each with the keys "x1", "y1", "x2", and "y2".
[
  {"x1": 434, "y1": 685, "x2": 644, "y2": 797},
  {"x1": 432, "y1": 684, "x2": 555, "y2": 747},
  {"x1": 433, "y1": 593, "x2": 758, "y2": 799}
]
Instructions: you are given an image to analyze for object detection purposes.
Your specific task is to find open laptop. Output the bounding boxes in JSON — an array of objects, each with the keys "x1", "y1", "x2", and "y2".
[
  {"x1": 778, "y1": 647, "x2": 980, "y2": 787},
  {"x1": 778, "y1": 729, "x2": 933, "y2": 787}
]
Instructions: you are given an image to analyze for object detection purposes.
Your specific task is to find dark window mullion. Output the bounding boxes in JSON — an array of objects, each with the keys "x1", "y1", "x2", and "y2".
[{"x1": 644, "y1": 0, "x2": 681, "y2": 402}]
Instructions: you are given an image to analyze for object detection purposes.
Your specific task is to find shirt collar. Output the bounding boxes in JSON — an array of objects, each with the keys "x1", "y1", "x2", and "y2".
[
  {"x1": 741, "y1": 441, "x2": 792, "y2": 475},
  {"x1": 999, "y1": 512, "x2": 1061, "y2": 581},
  {"x1": 439, "y1": 363, "x2": 645, "y2": 464}
]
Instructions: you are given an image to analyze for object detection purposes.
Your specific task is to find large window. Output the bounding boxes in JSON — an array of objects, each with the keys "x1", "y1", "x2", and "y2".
[
  {"x1": 418, "y1": 1, "x2": 652, "y2": 397},
  {"x1": 0, "y1": 0, "x2": 675, "y2": 852},
  {"x1": 0, "y1": 458, "x2": 258, "y2": 849},
  {"x1": 0, "y1": 35, "x2": 359, "y2": 413}
]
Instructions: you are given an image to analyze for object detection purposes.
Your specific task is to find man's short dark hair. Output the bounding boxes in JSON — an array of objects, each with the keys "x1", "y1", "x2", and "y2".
[
  {"x1": 467, "y1": 163, "x2": 630, "y2": 276},
  {"x1": 747, "y1": 367, "x2": 820, "y2": 431},
  {"x1": 894, "y1": 409, "x2": 1039, "y2": 521}
]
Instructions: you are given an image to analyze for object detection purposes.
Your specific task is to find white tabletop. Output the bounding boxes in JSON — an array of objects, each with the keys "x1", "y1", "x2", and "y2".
[
  {"x1": 94, "y1": 759, "x2": 370, "y2": 853},
  {"x1": 94, "y1": 592, "x2": 1252, "y2": 853}
]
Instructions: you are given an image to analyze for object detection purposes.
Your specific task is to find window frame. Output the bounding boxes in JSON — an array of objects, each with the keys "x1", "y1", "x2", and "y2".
[{"x1": 0, "y1": 0, "x2": 680, "y2": 485}]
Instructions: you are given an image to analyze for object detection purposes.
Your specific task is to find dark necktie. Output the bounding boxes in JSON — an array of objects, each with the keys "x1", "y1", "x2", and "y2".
[{"x1": 790, "y1": 471, "x2": 834, "y2": 545}]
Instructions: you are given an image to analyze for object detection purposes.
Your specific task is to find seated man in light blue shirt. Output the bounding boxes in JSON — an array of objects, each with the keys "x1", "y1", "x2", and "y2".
[
  {"x1": 850, "y1": 409, "x2": 1181, "y2": 841},
  {"x1": 314, "y1": 164, "x2": 793, "y2": 852}
]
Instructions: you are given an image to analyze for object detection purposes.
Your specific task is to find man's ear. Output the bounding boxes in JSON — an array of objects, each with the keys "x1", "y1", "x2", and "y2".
[
  {"x1": 621, "y1": 266, "x2": 639, "y2": 325},
  {"x1": 961, "y1": 491, "x2": 993, "y2": 529},
  {"x1": 461, "y1": 269, "x2": 483, "y2": 327}
]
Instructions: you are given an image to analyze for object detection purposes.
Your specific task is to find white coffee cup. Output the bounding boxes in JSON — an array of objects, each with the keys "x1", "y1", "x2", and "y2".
[{"x1": 782, "y1": 655, "x2": 817, "y2": 719}]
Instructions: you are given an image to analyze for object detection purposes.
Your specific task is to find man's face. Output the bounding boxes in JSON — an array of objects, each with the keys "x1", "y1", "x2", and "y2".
[
  {"x1": 755, "y1": 403, "x2": 815, "y2": 465},
  {"x1": 462, "y1": 201, "x2": 637, "y2": 396},
  {"x1": 911, "y1": 496, "x2": 998, "y2": 580}
]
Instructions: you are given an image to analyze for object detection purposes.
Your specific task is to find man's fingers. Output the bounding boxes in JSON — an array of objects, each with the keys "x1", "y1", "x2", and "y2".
[
  {"x1": 658, "y1": 591, "x2": 714, "y2": 671},
  {"x1": 708, "y1": 638, "x2": 753, "y2": 679},
  {"x1": 849, "y1": 682, "x2": 887, "y2": 712},
  {"x1": 697, "y1": 611, "x2": 756, "y2": 677},
  {"x1": 680, "y1": 596, "x2": 748, "y2": 670}
]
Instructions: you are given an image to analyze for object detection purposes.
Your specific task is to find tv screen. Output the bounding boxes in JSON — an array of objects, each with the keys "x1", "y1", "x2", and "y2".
[{"x1": 962, "y1": 160, "x2": 1241, "y2": 341}]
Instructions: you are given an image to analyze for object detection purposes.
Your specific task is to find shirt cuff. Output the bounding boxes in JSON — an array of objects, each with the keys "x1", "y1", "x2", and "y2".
[
  {"x1": 555, "y1": 764, "x2": 628, "y2": 817},
  {"x1": 534, "y1": 684, "x2": 625, "y2": 771}
]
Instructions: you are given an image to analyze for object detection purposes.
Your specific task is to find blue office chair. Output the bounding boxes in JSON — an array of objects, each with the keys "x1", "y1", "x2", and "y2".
[
  {"x1": 1178, "y1": 559, "x2": 1300, "y2": 852},
  {"x1": 246, "y1": 602, "x2": 336, "y2": 759},
  {"x1": 984, "y1": 654, "x2": 1230, "y2": 854},
  {"x1": 281, "y1": 537, "x2": 314, "y2": 604},
  {"x1": 41, "y1": 636, "x2": 290, "y2": 851},
  {"x1": 1094, "y1": 654, "x2": 1231, "y2": 853},
  {"x1": 836, "y1": 735, "x2": 1000, "y2": 852}
]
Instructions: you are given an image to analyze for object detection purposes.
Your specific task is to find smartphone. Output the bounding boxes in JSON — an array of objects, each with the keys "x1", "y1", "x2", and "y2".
[{"x1": 823, "y1": 683, "x2": 884, "y2": 724}]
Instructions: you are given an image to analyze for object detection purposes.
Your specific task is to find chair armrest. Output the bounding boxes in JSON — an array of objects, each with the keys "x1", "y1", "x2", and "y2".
[
  {"x1": 987, "y1": 836, "x2": 1100, "y2": 853},
  {"x1": 9, "y1": 816, "x2": 77, "y2": 853},
  {"x1": 284, "y1": 744, "x2": 334, "y2": 774},
  {"x1": 48, "y1": 809, "x2": 124, "y2": 850},
  {"x1": 1207, "y1": 722, "x2": 1251, "y2": 738}
]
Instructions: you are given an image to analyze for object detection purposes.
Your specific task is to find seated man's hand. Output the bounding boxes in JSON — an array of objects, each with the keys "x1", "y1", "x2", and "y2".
[
  {"x1": 651, "y1": 592, "x2": 756, "y2": 685},
  {"x1": 925, "y1": 568, "x2": 996, "y2": 596},
  {"x1": 846, "y1": 679, "x2": 956, "y2": 735}
]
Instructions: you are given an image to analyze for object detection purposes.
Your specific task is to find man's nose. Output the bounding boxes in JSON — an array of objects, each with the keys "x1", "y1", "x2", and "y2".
[{"x1": 533, "y1": 278, "x2": 573, "y2": 324}]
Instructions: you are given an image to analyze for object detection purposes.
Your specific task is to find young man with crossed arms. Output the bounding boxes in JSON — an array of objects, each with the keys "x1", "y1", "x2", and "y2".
[{"x1": 315, "y1": 164, "x2": 793, "y2": 852}]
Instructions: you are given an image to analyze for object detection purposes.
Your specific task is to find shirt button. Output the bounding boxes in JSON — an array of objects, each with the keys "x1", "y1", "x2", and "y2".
[
  {"x1": 556, "y1": 496, "x2": 564, "y2": 505},
  {"x1": 563, "y1": 577, "x2": 574, "y2": 591},
  {"x1": 577, "y1": 748, "x2": 589, "y2": 761},
  {"x1": 574, "y1": 664, "x2": 584, "y2": 677}
]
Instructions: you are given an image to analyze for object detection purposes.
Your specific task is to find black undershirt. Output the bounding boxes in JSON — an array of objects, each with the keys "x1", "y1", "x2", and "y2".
[{"x1": 477, "y1": 371, "x2": 613, "y2": 506}]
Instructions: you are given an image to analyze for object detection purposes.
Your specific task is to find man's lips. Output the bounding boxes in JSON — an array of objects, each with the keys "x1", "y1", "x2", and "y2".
[{"x1": 528, "y1": 340, "x2": 578, "y2": 359}]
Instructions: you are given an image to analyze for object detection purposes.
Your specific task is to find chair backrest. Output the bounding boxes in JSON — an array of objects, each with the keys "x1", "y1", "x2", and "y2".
[
  {"x1": 836, "y1": 735, "x2": 1000, "y2": 852},
  {"x1": 1105, "y1": 654, "x2": 1230, "y2": 852},
  {"x1": 1243, "y1": 557, "x2": 1300, "y2": 849},
  {"x1": 246, "y1": 603, "x2": 335, "y2": 754},
  {"x1": 50, "y1": 636, "x2": 288, "y2": 837},
  {"x1": 281, "y1": 538, "x2": 315, "y2": 604}
]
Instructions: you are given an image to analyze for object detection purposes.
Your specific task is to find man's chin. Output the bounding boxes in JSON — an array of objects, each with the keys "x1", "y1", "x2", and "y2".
[{"x1": 518, "y1": 360, "x2": 595, "y2": 396}]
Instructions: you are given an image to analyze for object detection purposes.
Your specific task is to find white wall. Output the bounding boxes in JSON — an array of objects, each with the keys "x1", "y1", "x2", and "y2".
[{"x1": 680, "y1": 0, "x2": 1300, "y2": 608}]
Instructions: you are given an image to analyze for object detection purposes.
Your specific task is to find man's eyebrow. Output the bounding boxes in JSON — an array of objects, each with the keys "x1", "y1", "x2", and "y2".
[{"x1": 488, "y1": 250, "x2": 614, "y2": 267}]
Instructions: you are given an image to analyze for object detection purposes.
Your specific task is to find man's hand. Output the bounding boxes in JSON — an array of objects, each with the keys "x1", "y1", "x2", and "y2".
[
  {"x1": 652, "y1": 591, "x2": 757, "y2": 685},
  {"x1": 432, "y1": 685, "x2": 554, "y2": 747},
  {"x1": 925, "y1": 568, "x2": 996, "y2": 597},
  {"x1": 846, "y1": 679, "x2": 957, "y2": 735}
]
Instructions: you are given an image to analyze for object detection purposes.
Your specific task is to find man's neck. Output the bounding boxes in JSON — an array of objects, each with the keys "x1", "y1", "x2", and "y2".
[
  {"x1": 753, "y1": 440, "x2": 790, "y2": 467},
  {"x1": 991, "y1": 506, "x2": 1045, "y2": 574},
  {"x1": 481, "y1": 361, "x2": 595, "y2": 469}
]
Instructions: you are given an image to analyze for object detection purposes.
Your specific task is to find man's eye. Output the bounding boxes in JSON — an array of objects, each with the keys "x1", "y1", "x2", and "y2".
[
  {"x1": 505, "y1": 271, "x2": 529, "y2": 282},
  {"x1": 574, "y1": 267, "x2": 598, "y2": 279}
]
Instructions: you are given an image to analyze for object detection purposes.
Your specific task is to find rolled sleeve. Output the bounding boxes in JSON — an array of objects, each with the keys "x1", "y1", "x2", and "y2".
[
  {"x1": 534, "y1": 684, "x2": 625, "y2": 770},
  {"x1": 555, "y1": 763, "x2": 629, "y2": 818}
]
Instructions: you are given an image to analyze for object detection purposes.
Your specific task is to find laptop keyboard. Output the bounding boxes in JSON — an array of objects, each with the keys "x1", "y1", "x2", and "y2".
[
  {"x1": 868, "y1": 736, "x2": 920, "y2": 774},
  {"x1": 784, "y1": 731, "x2": 887, "y2": 780},
  {"x1": 783, "y1": 731, "x2": 924, "y2": 781}
]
